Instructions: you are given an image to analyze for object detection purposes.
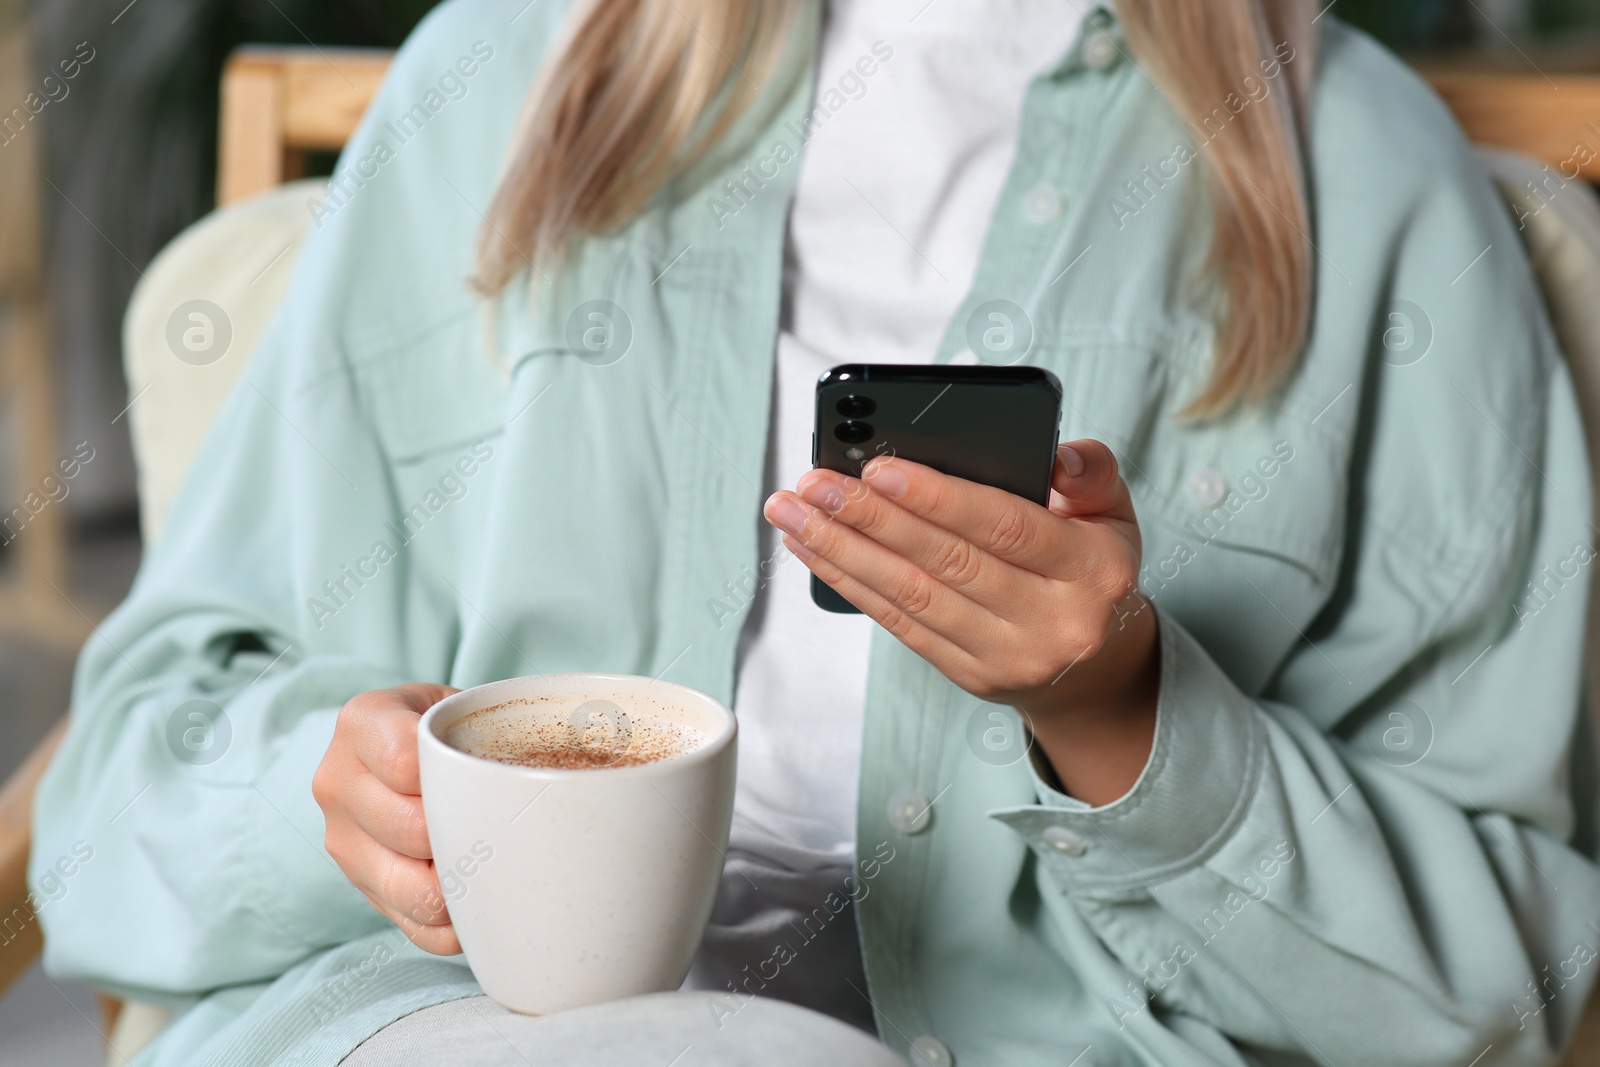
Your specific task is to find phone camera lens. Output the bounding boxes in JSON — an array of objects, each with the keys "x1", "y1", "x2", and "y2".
[
  {"x1": 836, "y1": 395, "x2": 876, "y2": 418},
  {"x1": 834, "y1": 421, "x2": 873, "y2": 444}
]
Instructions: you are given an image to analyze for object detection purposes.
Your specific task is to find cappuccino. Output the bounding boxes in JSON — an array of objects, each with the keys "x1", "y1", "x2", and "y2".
[{"x1": 444, "y1": 696, "x2": 707, "y2": 770}]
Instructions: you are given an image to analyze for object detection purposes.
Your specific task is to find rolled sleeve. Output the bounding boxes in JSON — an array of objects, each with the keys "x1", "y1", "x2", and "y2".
[{"x1": 990, "y1": 607, "x2": 1266, "y2": 893}]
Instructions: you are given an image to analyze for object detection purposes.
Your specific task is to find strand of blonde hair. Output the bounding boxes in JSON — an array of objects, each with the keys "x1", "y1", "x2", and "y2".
[{"x1": 474, "y1": 0, "x2": 1315, "y2": 416}]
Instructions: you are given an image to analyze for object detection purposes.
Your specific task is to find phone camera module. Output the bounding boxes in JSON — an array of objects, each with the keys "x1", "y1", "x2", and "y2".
[
  {"x1": 836, "y1": 395, "x2": 876, "y2": 418},
  {"x1": 834, "y1": 421, "x2": 874, "y2": 444}
]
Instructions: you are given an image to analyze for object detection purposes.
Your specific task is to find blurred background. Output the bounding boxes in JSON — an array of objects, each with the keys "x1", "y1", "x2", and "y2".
[{"x1": 0, "y1": 0, "x2": 1597, "y2": 1062}]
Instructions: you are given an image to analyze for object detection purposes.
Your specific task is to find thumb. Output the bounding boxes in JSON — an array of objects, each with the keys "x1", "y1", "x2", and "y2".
[
  {"x1": 390, "y1": 683, "x2": 460, "y2": 716},
  {"x1": 1050, "y1": 439, "x2": 1136, "y2": 523}
]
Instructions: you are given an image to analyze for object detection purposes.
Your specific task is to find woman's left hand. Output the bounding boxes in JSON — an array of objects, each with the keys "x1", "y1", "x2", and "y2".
[{"x1": 762, "y1": 439, "x2": 1160, "y2": 802}]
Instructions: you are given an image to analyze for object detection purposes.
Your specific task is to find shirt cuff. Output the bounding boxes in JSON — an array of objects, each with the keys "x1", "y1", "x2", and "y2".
[{"x1": 988, "y1": 606, "x2": 1266, "y2": 894}]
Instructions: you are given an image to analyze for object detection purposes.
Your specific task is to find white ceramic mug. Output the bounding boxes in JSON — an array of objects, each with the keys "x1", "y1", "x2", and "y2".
[{"x1": 417, "y1": 673, "x2": 737, "y2": 1015}]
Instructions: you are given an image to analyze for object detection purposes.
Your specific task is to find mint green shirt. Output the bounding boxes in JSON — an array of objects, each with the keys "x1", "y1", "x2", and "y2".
[{"x1": 32, "y1": 1, "x2": 1600, "y2": 1064}]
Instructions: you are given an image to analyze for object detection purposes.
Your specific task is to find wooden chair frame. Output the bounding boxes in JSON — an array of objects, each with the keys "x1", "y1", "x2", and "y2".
[
  {"x1": 217, "y1": 47, "x2": 392, "y2": 206},
  {"x1": 1, "y1": 41, "x2": 1599, "y2": 1060},
  {"x1": 0, "y1": 26, "x2": 92, "y2": 656}
]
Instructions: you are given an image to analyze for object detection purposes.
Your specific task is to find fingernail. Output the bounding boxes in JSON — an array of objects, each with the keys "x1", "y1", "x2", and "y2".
[
  {"x1": 783, "y1": 534, "x2": 817, "y2": 561},
  {"x1": 764, "y1": 495, "x2": 810, "y2": 536},
  {"x1": 864, "y1": 460, "x2": 908, "y2": 498},
  {"x1": 799, "y1": 477, "x2": 846, "y2": 514},
  {"x1": 1059, "y1": 444, "x2": 1085, "y2": 478}
]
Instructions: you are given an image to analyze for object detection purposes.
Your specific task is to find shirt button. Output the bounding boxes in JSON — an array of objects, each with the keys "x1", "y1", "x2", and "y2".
[
  {"x1": 887, "y1": 788, "x2": 932, "y2": 835},
  {"x1": 1083, "y1": 30, "x2": 1120, "y2": 71},
  {"x1": 1185, "y1": 467, "x2": 1228, "y2": 509},
  {"x1": 1042, "y1": 825, "x2": 1089, "y2": 856},
  {"x1": 1021, "y1": 183, "x2": 1063, "y2": 224},
  {"x1": 910, "y1": 1035, "x2": 953, "y2": 1067}
]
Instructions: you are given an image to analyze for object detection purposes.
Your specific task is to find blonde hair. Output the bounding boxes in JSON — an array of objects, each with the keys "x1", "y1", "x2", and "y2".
[{"x1": 475, "y1": 0, "x2": 1316, "y2": 416}]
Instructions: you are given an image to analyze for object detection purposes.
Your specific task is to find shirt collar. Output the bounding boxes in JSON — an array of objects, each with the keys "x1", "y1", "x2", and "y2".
[{"x1": 1044, "y1": 3, "x2": 1126, "y2": 78}]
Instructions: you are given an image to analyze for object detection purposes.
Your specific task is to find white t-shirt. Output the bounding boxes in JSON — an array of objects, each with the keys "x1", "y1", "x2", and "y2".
[{"x1": 687, "y1": 0, "x2": 1088, "y2": 1024}]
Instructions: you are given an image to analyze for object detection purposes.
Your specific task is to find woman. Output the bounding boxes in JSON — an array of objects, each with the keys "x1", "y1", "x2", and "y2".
[{"x1": 31, "y1": 0, "x2": 1600, "y2": 1063}]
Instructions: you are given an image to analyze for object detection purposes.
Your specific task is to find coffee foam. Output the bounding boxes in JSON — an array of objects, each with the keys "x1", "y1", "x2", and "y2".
[{"x1": 444, "y1": 694, "x2": 708, "y2": 770}]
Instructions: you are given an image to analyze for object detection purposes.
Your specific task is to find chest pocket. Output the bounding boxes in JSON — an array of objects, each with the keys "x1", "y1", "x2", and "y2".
[
  {"x1": 350, "y1": 308, "x2": 511, "y2": 464},
  {"x1": 1139, "y1": 416, "x2": 1349, "y2": 695},
  {"x1": 1136, "y1": 415, "x2": 1347, "y2": 590},
  {"x1": 338, "y1": 232, "x2": 653, "y2": 467},
  {"x1": 1033, "y1": 338, "x2": 1350, "y2": 693}
]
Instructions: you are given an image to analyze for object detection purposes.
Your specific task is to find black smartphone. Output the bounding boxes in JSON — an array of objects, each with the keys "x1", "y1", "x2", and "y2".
[{"x1": 810, "y1": 363, "x2": 1064, "y2": 613}]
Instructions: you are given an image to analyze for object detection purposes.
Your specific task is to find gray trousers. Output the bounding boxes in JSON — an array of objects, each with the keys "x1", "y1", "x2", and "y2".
[{"x1": 341, "y1": 992, "x2": 908, "y2": 1066}]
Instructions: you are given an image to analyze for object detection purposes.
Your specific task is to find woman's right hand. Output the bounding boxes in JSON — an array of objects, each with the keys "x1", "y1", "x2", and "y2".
[{"x1": 312, "y1": 683, "x2": 461, "y2": 955}]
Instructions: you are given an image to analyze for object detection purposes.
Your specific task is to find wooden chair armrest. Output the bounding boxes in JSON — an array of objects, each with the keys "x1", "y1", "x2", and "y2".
[
  {"x1": 0, "y1": 716, "x2": 67, "y2": 997},
  {"x1": 1416, "y1": 69, "x2": 1600, "y2": 182}
]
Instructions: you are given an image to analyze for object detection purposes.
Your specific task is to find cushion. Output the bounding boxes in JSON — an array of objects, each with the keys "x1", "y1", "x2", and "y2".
[{"x1": 121, "y1": 179, "x2": 324, "y2": 544}]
